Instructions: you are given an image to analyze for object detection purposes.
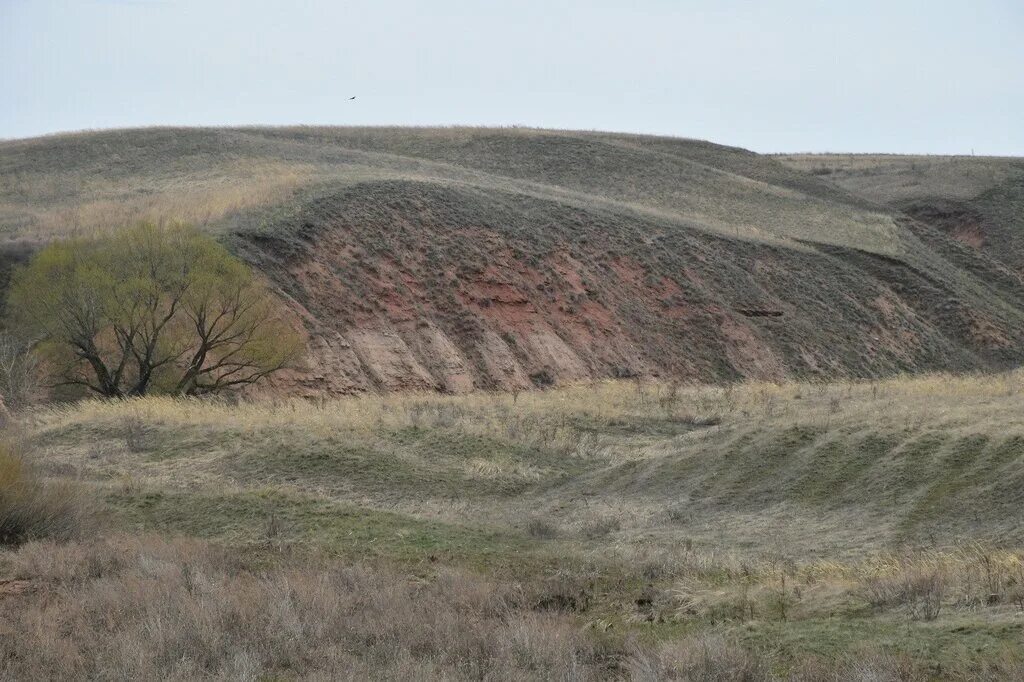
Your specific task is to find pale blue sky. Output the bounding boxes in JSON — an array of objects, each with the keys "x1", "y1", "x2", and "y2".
[{"x1": 2, "y1": 0, "x2": 1022, "y2": 154}]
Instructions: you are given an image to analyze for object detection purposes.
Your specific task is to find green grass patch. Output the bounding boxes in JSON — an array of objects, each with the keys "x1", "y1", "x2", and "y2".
[
  {"x1": 736, "y1": 615, "x2": 1024, "y2": 677},
  {"x1": 901, "y1": 435, "x2": 990, "y2": 535},
  {"x1": 106, "y1": 488, "x2": 538, "y2": 569}
]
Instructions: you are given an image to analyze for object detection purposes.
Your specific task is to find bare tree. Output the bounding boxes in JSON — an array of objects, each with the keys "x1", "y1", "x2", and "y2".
[{"x1": 0, "y1": 333, "x2": 42, "y2": 409}]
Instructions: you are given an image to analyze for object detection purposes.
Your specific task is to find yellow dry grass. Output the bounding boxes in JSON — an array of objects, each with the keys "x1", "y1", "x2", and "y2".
[
  {"x1": 29, "y1": 369, "x2": 1024, "y2": 444},
  {"x1": 20, "y1": 369, "x2": 1024, "y2": 560},
  {"x1": 0, "y1": 160, "x2": 315, "y2": 240}
]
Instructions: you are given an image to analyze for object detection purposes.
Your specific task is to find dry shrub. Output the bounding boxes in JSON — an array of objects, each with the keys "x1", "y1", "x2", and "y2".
[
  {"x1": 0, "y1": 439, "x2": 92, "y2": 546},
  {"x1": 627, "y1": 634, "x2": 771, "y2": 681},
  {"x1": 528, "y1": 571, "x2": 595, "y2": 614},
  {"x1": 0, "y1": 333, "x2": 44, "y2": 410},
  {"x1": 0, "y1": 535, "x2": 615, "y2": 680},
  {"x1": 838, "y1": 653, "x2": 921, "y2": 682},
  {"x1": 526, "y1": 517, "x2": 559, "y2": 539},
  {"x1": 860, "y1": 568, "x2": 944, "y2": 620},
  {"x1": 121, "y1": 411, "x2": 147, "y2": 452},
  {"x1": 580, "y1": 515, "x2": 621, "y2": 540}
]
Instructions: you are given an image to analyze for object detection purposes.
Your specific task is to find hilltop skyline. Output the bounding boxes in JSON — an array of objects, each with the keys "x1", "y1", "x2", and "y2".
[{"x1": 2, "y1": 0, "x2": 1023, "y2": 154}]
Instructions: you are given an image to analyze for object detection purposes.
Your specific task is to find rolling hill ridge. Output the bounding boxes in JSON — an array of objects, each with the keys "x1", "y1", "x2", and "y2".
[{"x1": 2, "y1": 127, "x2": 1024, "y2": 394}]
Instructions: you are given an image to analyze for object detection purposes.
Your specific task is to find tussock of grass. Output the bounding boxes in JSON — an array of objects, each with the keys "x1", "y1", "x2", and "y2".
[
  {"x1": 628, "y1": 635, "x2": 773, "y2": 681},
  {"x1": 0, "y1": 439, "x2": 91, "y2": 546}
]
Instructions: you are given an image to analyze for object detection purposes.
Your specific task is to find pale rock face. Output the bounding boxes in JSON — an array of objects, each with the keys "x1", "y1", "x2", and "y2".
[
  {"x1": 348, "y1": 329, "x2": 438, "y2": 392},
  {"x1": 403, "y1": 325, "x2": 476, "y2": 394}
]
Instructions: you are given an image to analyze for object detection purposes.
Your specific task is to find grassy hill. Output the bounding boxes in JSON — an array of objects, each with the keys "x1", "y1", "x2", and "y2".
[
  {"x1": 778, "y1": 153, "x2": 1024, "y2": 273},
  {"x1": 3, "y1": 128, "x2": 1024, "y2": 395},
  {"x1": 6, "y1": 374, "x2": 1024, "y2": 678}
]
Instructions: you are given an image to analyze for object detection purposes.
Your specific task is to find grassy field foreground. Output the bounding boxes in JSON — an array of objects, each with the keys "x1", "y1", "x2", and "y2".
[{"x1": 3, "y1": 374, "x2": 1024, "y2": 679}]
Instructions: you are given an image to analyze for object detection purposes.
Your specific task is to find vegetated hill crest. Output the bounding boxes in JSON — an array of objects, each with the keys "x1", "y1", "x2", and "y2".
[
  {"x1": 3, "y1": 127, "x2": 1024, "y2": 394},
  {"x1": 777, "y1": 152, "x2": 1024, "y2": 274}
]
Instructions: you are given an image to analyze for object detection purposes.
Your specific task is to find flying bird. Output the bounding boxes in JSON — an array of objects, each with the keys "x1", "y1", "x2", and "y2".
[{"x1": 349, "y1": 96, "x2": 356, "y2": 100}]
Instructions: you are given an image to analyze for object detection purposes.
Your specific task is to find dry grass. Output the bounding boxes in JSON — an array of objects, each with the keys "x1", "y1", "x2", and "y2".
[
  {"x1": 5, "y1": 535, "x2": 1022, "y2": 681},
  {"x1": 0, "y1": 160, "x2": 315, "y2": 241},
  {"x1": 776, "y1": 152, "x2": 1024, "y2": 286},
  {"x1": 628, "y1": 635, "x2": 773, "y2": 681},
  {"x1": 0, "y1": 438, "x2": 92, "y2": 547},
  {"x1": 0, "y1": 534, "x2": 618, "y2": 681},
  {"x1": 20, "y1": 371, "x2": 1024, "y2": 553},
  {"x1": 6, "y1": 373, "x2": 1024, "y2": 678},
  {"x1": 664, "y1": 543, "x2": 1024, "y2": 628},
  {"x1": 0, "y1": 126, "x2": 905, "y2": 253},
  {"x1": 29, "y1": 370, "x2": 1024, "y2": 440},
  {"x1": 775, "y1": 154, "x2": 1023, "y2": 204}
]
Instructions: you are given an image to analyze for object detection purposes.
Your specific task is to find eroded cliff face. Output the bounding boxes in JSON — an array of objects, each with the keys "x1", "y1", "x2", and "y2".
[{"x1": 241, "y1": 180, "x2": 1024, "y2": 396}]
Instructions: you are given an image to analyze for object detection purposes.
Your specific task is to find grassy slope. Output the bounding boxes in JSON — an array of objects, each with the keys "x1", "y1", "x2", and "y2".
[
  {"x1": 777, "y1": 153, "x2": 1024, "y2": 273},
  {"x1": 26, "y1": 374, "x2": 1024, "y2": 553},
  {"x1": 1, "y1": 127, "x2": 892, "y2": 250},
  {"x1": 13, "y1": 374, "x2": 1024, "y2": 676}
]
